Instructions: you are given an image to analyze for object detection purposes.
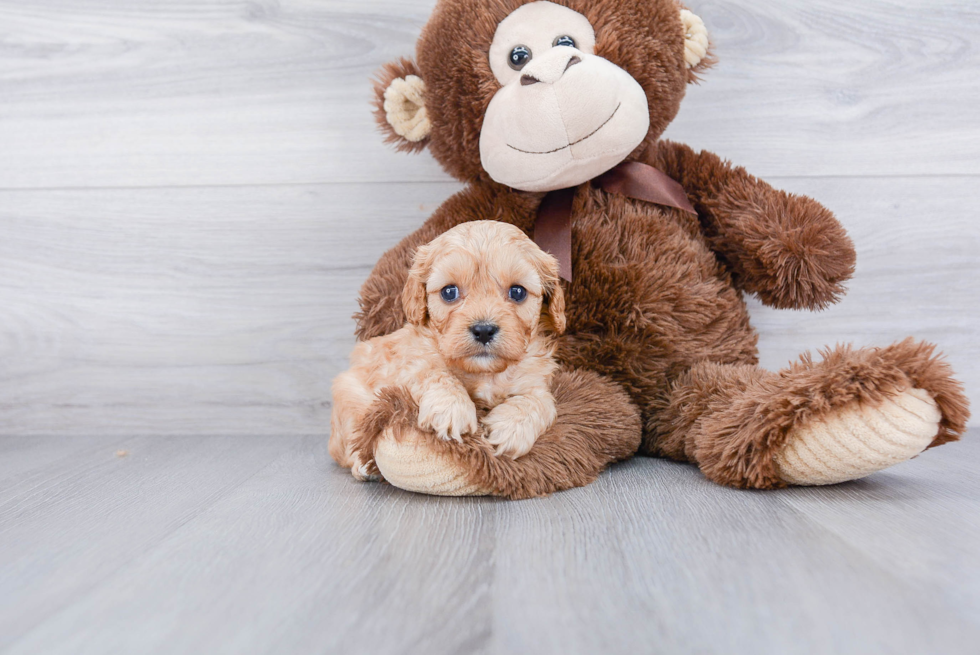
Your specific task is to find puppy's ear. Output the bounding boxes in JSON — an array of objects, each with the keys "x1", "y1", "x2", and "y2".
[
  {"x1": 544, "y1": 282, "x2": 566, "y2": 335},
  {"x1": 401, "y1": 243, "x2": 432, "y2": 326},
  {"x1": 529, "y1": 246, "x2": 566, "y2": 335},
  {"x1": 372, "y1": 58, "x2": 431, "y2": 153}
]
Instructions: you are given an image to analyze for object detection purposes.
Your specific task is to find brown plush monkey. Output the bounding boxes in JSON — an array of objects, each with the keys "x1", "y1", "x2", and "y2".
[{"x1": 336, "y1": 0, "x2": 970, "y2": 498}]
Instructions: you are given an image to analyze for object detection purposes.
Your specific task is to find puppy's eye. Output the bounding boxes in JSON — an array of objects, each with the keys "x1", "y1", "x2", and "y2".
[
  {"x1": 508, "y1": 285, "x2": 527, "y2": 303},
  {"x1": 440, "y1": 285, "x2": 459, "y2": 303},
  {"x1": 553, "y1": 35, "x2": 576, "y2": 48},
  {"x1": 508, "y1": 45, "x2": 531, "y2": 71}
]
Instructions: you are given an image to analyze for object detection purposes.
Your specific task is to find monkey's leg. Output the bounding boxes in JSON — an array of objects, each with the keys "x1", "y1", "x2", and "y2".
[
  {"x1": 371, "y1": 369, "x2": 642, "y2": 499},
  {"x1": 648, "y1": 339, "x2": 969, "y2": 488}
]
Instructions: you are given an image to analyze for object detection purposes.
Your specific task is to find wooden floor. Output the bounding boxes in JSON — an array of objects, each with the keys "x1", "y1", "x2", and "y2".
[
  {"x1": 1, "y1": 0, "x2": 978, "y2": 652},
  {"x1": 1, "y1": 431, "x2": 978, "y2": 654}
]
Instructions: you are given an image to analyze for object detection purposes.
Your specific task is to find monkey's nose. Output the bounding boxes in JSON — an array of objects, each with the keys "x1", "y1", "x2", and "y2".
[
  {"x1": 470, "y1": 322, "x2": 499, "y2": 345},
  {"x1": 521, "y1": 57, "x2": 580, "y2": 85},
  {"x1": 519, "y1": 50, "x2": 582, "y2": 86}
]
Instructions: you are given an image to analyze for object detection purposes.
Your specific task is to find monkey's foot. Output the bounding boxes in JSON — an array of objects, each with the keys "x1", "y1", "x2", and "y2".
[{"x1": 775, "y1": 387, "x2": 941, "y2": 485}]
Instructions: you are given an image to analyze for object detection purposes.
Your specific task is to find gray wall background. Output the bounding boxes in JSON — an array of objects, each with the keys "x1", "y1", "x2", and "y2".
[{"x1": 0, "y1": 0, "x2": 976, "y2": 435}]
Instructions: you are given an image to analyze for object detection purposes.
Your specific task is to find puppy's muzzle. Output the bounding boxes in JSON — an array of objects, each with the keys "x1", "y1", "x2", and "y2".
[{"x1": 470, "y1": 322, "x2": 499, "y2": 346}]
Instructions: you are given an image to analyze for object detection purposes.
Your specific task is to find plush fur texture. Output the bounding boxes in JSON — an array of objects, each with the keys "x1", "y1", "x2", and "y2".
[
  {"x1": 651, "y1": 339, "x2": 969, "y2": 489},
  {"x1": 346, "y1": 0, "x2": 970, "y2": 495},
  {"x1": 353, "y1": 369, "x2": 642, "y2": 499}
]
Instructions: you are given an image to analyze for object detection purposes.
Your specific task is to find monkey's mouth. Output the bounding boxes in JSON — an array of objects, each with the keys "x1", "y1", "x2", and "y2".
[{"x1": 506, "y1": 103, "x2": 621, "y2": 155}]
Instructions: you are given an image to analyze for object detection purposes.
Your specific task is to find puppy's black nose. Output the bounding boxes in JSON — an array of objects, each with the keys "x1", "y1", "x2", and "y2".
[{"x1": 470, "y1": 322, "x2": 499, "y2": 345}]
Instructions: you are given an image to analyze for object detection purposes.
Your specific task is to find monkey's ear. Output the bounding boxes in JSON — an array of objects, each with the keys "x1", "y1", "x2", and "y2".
[
  {"x1": 680, "y1": 9, "x2": 715, "y2": 83},
  {"x1": 401, "y1": 244, "x2": 432, "y2": 326},
  {"x1": 372, "y1": 58, "x2": 431, "y2": 152}
]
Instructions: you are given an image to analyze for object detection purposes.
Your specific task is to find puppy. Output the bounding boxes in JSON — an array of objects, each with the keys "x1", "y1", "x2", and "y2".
[{"x1": 329, "y1": 220, "x2": 566, "y2": 480}]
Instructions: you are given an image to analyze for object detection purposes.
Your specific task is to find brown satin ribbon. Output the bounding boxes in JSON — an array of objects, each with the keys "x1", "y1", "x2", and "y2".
[
  {"x1": 533, "y1": 186, "x2": 577, "y2": 282},
  {"x1": 533, "y1": 161, "x2": 697, "y2": 282}
]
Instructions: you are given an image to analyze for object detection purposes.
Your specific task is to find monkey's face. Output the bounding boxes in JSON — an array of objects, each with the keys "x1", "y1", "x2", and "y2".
[
  {"x1": 480, "y1": 2, "x2": 650, "y2": 192},
  {"x1": 374, "y1": 0, "x2": 712, "y2": 189}
]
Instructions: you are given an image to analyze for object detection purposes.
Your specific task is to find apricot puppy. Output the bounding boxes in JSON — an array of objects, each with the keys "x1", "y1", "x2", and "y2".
[{"x1": 329, "y1": 220, "x2": 566, "y2": 479}]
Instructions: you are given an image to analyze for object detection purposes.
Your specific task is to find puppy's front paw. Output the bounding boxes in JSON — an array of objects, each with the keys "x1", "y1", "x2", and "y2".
[
  {"x1": 417, "y1": 387, "x2": 478, "y2": 442},
  {"x1": 351, "y1": 454, "x2": 381, "y2": 482},
  {"x1": 483, "y1": 404, "x2": 541, "y2": 459}
]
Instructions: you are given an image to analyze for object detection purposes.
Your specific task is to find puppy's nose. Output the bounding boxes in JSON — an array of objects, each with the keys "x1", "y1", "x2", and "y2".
[{"x1": 470, "y1": 322, "x2": 499, "y2": 345}]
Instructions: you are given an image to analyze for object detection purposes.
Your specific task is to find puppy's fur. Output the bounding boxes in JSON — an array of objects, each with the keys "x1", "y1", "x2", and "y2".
[{"x1": 330, "y1": 220, "x2": 565, "y2": 479}]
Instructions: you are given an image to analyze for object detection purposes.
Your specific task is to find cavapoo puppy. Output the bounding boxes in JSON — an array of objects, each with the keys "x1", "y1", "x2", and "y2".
[{"x1": 329, "y1": 220, "x2": 566, "y2": 480}]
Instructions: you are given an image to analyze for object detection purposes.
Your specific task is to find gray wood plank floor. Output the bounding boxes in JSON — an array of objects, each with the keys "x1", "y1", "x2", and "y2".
[{"x1": 1, "y1": 431, "x2": 978, "y2": 654}]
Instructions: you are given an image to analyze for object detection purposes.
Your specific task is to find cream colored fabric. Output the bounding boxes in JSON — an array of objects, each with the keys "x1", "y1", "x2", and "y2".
[
  {"x1": 775, "y1": 387, "x2": 941, "y2": 486},
  {"x1": 680, "y1": 9, "x2": 709, "y2": 69},
  {"x1": 374, "y1": 428, "x2": 489, "y2": 497},
  {"x1": 383, "y1": 75, "x2": 431, "y2": 142},
  {"x1": 480, "y1": 1, "x2": 649, "y2": 192}
]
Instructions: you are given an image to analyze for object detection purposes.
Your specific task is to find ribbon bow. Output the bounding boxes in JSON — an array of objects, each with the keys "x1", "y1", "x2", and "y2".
[{"x1": 534, "y1": 161, "x2": 697, "y2": 281}]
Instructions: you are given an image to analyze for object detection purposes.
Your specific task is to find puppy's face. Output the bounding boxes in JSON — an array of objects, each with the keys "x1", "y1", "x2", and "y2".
[{"x1": 402, "y1": 221, "x2": 565, "y2": 374}]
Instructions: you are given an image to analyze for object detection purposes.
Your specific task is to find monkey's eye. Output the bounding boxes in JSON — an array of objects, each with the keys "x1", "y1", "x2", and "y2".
[
  {"x1": 508, "y1": 45, "x2": 531, "y2": 71},
  {"x1": 440, "y1": 285, "x2": 459, "y2": 303},
  {"x1": 508, "y1": 285, "x2": 527, "y2": 303},
  {"x1": 553, "y1": 35, "x2": 576, "y2": 48}
]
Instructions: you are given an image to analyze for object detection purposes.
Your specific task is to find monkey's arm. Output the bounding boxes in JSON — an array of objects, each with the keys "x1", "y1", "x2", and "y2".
[
  {"x1": 353, "y1": 202, "x2": 462, "y2": 341},
  {"x1": 651, "y1": 140, "x2": 856, "y2": 310},
  {"x1": 354, "y1": 235, "x2": 422, "y2": 341}
]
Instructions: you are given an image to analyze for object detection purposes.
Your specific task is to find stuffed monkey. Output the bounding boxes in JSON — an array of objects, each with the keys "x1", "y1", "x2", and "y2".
[{"x1": 335, "y1": 0, "x2": 970, "y2": 498}]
